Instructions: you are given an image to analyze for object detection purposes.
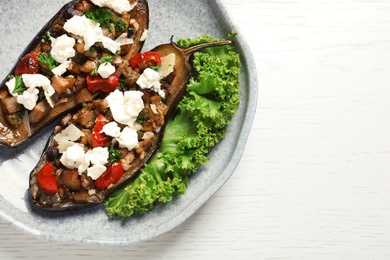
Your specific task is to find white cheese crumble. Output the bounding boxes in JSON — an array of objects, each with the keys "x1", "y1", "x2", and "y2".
[
  {"x1": 86, "y1": 147, "x2": 109, "y2": 166},
  {"x1": 50, "y1": 34, "x2": 76, "y2": 64},
  {"x1": 135, "y1": 53, "x2": 176, "y2": 97},
  {"x1": 105, "y1": 89, "x2": 144, "y2": 127},
  {"x1": 117, "y1": 126, "x2": 139, "y2": 150},
  {"x1": 91, "y1": 0, "x2": 137, "y2": 14},
  {"x1": 101, "y1": 121, "x2": 121, "y2": 138},
  {"x1": 63, "y1": 15, "x2": 120, "y2": 53},
  {"x1": 136, "y1": 68, "x2": 165, "y2": 97},
  {"x1": 98, "y1": 62, "x2": 116, "y2": 78},
  {"x1": 6, "y1": 74, "x2": 56, "y2": 110},
  {"x1": 59, "y1": 144, "x2": 109, "y2": 179},
  {"x1": 16, "y1": 88, "x2": 39, "y2": 111},
  {"x1": 52, "y1": 60, "x2": 71, "y2": 76},
  {"x1": 22, "y1": 74, "x2": 56, "y2": 107},
  {"x1": 60, "y1": 144, "x2": 89, "y2": 172},
  {"x1": 101, "y1": 121, "x2": 139, "y2": 151}
]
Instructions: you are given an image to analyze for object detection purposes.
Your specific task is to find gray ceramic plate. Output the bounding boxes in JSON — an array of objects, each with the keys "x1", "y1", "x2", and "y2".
[{"x1": 0, "y1": 0, "x2": 257, "y2": 245}]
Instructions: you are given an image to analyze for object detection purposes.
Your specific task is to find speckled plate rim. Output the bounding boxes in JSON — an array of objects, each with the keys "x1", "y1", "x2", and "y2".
[{"x1": 0, "y1": 0, "x2": 258, "y2": 245}]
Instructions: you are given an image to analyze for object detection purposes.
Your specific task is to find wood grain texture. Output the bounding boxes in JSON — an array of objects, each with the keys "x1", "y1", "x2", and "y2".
[{"x1": 1, "y1": 0, "x2": 390, "y2": 259}]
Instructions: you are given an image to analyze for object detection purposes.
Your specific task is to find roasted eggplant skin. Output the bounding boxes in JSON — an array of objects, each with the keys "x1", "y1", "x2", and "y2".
[
  {"x1": 0, "y1": 0, "x2": 149, "y2": 147},
  {"x1": 29, "y1": 39, "x2": 232, "y2": 211}
]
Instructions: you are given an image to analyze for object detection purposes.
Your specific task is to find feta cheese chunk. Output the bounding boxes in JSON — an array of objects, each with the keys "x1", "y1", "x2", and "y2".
[
  {"x1": 64, "y1": 15, "x2": 120, "y2": 53},
  {"x1": 98, "y1": 62, "x2": 116, "y2": 78},
  {"x1": 60, "y1": 144, "x2": 89, "y2": 172},
  {"x1": 52, "y1": 60, "x2": 71, "y2": 76},
  {"x1": 86, "y1": 147, "x2": 109, "y2": 166},
  {"x1": 137, "y1": 68, "x2": 165, "y2": 97},
  {"x1": 22, "y1": 74, "x2": 56, "y2": 108},
  {"x1": 102, "y1": 121, "x2": 139, "y2": 151},
  {"x1": 6, "y1": 74, "x2": 56, "y2": 110},
  {"x1": 91, "y1": 0, "x2": 136, "y2": 14},
  {"x1": 101, "y1": 121, "x2": 122, "y2": 138},
  {"x1": 105, "y1": 90, "x2": 144, "y2": 127},
  {"x1": 59, "y1": 144, "x2": 109, "y2": 176},
  {"x1": 5, "y1": 76, "x2": 17, "y2": 97},
  {"x1": 22, "y1": 74, "x2": 54, "y2": 96},
  {"x1": 16, "y1": 88, "x2": 39, "y2": 111},
  {"x1": 50, "y1": 34, "x2": 76, "y2": 64},
  {"x1": 116, "y1": 126, "x2": 139, "y2": 151}
]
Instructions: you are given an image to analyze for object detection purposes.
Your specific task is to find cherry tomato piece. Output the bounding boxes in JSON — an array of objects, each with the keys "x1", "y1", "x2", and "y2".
[
  {"x1": 14, "y1": 53, "x2": 39, "y2": 76},
  {"x1": 37, "y1": 162, "x2": 58, "y2": 194},
  {"x1": 94, "y1": 162, "x2": 124, "y2": 190},
  {"x1": 86, "y1": 74, "x2": 119, "y2": 93},
  {"x1": 130, "y1": 52, "x2": 161, "y2": 70},
  {"x1": 92, "y1": 114, "x2": 109, "y2": 148}
]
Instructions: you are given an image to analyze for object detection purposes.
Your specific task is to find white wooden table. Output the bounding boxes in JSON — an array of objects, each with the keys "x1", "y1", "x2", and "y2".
[{"x1": 2, "y1": 0, "x2": 390, "y2": 259}]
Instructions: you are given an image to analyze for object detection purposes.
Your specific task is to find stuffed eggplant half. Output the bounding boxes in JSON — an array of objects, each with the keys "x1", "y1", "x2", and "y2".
[
  {"x1": 0, "y1": 0, "x2": 149, "y2": 147},
  {"x1": 29, "y1": 40, "x2": 232, "y2": 210}
]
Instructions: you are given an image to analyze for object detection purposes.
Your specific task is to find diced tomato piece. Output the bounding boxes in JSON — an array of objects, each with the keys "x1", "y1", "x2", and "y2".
[
  {"x1": 86, "y1": 74, "x2": 119, "y2": 93},
  {"x1": 14, "y1": 53, "x2": 39, "y2": 76},
  {"x1": 94, "y1": 163, "x2": 124, "y2": 190},
  {"x1": 92, "y1": 114, "x2": 109, "y2": 148},
  {"x1": 129, "y1": 51, "x2": 161, "y2": 70},
  {"x1": 37, "y1": 162, "x2": 58, "y2": 194}
]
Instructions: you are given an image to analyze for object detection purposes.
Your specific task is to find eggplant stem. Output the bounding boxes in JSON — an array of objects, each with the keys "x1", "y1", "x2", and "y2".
[{"x1": 173, "y1": 39, "x2": 232, "y2": 56}]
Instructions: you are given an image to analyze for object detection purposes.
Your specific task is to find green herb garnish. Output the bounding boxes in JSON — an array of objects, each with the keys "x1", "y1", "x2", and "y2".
[
  {"x1": 114, "y1": 19, "x2": 127, "y2": 33},
  {"x1": 85, "y1": 8, "x2": 114, "y2": 29},
  {"x1": 100, "y1": 54, "x2": 116, "y2": 63},
  {"x1": 38, "y1": 89, "x2": 45, "y2": 101},
  {"x1": 149, "y1": 65, "x2": 160, "y2": 72},
  {"x1": 90, "y1": 67, "x2": 99, "y2": 76},
  {"x1": 12, "y1": 76, "x2": 27, "y2": 95},
  {"x1": 109, "y1": 149, "x2": 123, "y2": 163},
  {"x1": 10, "y1": 111, "x2": 24, "y2": 121},
  {"x1": 136, "y1": 113, "x2": 147, "y2": 124},
  {"x1": 37, "y1": 53, "x2": 58, "y2": 70},
  {"x1": 41, "y1": 31, "x2": 52, "y2": 44},
  {"x1": 119, "y1": 79, "x2": 126, "y2": 89}
]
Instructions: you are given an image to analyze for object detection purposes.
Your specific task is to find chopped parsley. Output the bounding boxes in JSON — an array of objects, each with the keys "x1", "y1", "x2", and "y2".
[
  {"x1": 37, "y1": 53, "x2": 58, "y2": 70},
  {"x1": 11, "y1": 76, "x2": 27, "y2": 95},
  {"x1": 119, "y1": 79, "x2": 126, "y2": 89},
  {"x1": 41, "y1": 31, "x2": 52, "y2": 44},
  {"x1": 100, "y1": 54, "x2": 116, "y2": 63},
  {"x1": 149, "y1": 65, "x2": 160, "y2": 72},
  {"x1": 114, "y1": 19, "x2": 127, "y2": 33},
  {"x1": 10, "y1": 111, "x2": 24, "y2": 121},
  {"x1": 85, "y1": 8, "x2": 128, "y2": 33},
  {"x1": 90, "y1": 67, "x2": 99, "y2": 75},
  {"x1": 85, "y1": 8, "x2": 114, "y2": 29},
  {"x1": 38, "y1": 89, "x2": 45, "y2": 101},
  {"x1": 137, "y1": 113, "x2": 147, "y2": 124},
  {"x1": 109, "y1": 149, "x2": 123, "y2": 163}
]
